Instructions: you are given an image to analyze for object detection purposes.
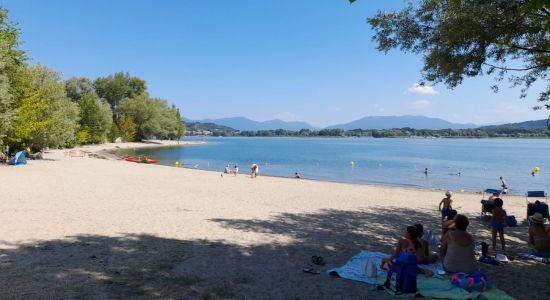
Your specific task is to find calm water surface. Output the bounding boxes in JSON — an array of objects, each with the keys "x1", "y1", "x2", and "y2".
[{"x1": 123, "y1": 137, "x2": 549, "y2": 195}]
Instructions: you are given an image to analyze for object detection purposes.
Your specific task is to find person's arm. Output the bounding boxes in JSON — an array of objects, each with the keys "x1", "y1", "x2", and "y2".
[
  {"x1": 528, "y1": 228, "x2": 535, "y2": 247},
  {"x1": 424, "y1": 240, "x2": 429, "y2": 257},
  {"x1": 438, "y1": 199, "x2": 443, "y2": 211},
  {"x1": 440, "y1": 232, "x2": 449, "y2": 257},
  {"x1": 383, "y1": 240, "x2": 403, "y2": 262},
  {"x1": 448, "y1": 221, "x2": 456, "y2": 230}
]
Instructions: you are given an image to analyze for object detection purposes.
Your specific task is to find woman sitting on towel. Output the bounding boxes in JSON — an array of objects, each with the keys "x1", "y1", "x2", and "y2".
[
  {"x1": 528, "y1": 213, "x2": 550, "y2": 258},
  {"x1": 440, "y1": 214, "x2": 476, "y2": 273},
  {"x1": 382, "y1": 226, "x2": 433, "y2": 276}
]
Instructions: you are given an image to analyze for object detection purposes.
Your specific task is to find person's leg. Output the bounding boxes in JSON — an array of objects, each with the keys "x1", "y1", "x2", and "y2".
[
  {"x1": 418, "y1": 266, "x2": 433, "y2": 276},
  {"x1": 491, "y1": 229, "x2": 497, "y2": 250},
  {"x1": 499, "y1": 229, "x2": 505, "y2": 251}
]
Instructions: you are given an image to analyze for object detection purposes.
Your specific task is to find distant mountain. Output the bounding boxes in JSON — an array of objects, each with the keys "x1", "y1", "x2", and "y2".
[
  {"x1": 184, "y1": 121, "x2": 236, "y2": 132},
  {"x1": 183, "y1": 117, "x2": 317, "y2": 131},
  {"x1": 480, "y1": 119, "x2": 548, "y2": 130},
  {"x1": 327, "y1": 115, "x2": 478, "y2": 130}
]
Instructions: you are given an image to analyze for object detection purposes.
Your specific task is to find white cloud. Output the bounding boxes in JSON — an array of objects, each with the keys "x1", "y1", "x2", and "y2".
[
  {"x1": 274, "y1": 111, "x2": 299, "y2": 121},
  {"x1": 409, "y1": 99, "x2": 431, "y2": 108},
  {"x1": 407, "y1": 83, "x2": 439, "y2": 95}
]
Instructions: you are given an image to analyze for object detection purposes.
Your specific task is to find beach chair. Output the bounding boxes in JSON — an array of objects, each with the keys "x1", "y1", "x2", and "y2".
[
  {"x1": 526, "y1": 191, "x2": 548, "y2": 225},
  {"x1": 480, "y1": 188, "x2": 501, "y2": 216}
]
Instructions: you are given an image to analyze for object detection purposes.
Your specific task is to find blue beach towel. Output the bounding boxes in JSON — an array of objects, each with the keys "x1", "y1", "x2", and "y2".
[{"x1": 327, "y1": 250, "x2": 513, "y2": 300}]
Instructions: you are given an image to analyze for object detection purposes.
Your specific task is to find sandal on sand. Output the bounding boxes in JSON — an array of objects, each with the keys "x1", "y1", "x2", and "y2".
[
  {"x1": 311, "y1": 255, "x2": 326, "y2": 265},
  {"x1": 303, "y1": 267, "x2": 320, "y2": 274}
]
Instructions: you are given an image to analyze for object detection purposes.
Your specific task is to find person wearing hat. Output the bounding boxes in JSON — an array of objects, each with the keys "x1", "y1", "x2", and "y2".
[
  {"x1": 438, "y1": 191, "x2": 453, "y2": 221},
  {"x1": 528, "y1": 213, "x2": 550, "y2": 258}
]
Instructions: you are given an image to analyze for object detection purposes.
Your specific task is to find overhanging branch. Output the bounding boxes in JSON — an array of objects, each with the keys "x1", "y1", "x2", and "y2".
[{"x1": 483, "y1": 62, "x2": 550, "y2": 71}]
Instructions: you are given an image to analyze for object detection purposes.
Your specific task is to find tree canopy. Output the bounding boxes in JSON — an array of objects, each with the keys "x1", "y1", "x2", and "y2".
[
  {"x1": 353, "y1": 0, "x2": 549, "y2": 109},
  {"x1": 93, "y1": 72, "x2": 147, "y2": 113}
]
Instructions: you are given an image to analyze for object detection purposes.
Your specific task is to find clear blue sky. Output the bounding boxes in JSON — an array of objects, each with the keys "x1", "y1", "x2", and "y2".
[{"x1": 2, "y1": 0, "x2": 547, "y2": 127}]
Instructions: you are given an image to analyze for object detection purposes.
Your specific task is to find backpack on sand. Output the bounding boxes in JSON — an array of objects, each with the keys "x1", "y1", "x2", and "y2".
[
  {"x1": 382, "y1": 251, "x2": 418, "y2": 294},
  {"x1": 506, "y1": 215, "x2": 517, "y2": 227},
  {"x1": 451, "y1": 272, "x2": 490, "y2": 292}
]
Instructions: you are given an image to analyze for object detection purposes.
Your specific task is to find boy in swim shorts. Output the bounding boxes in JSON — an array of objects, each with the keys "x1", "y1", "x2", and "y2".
[
  {"x1": 491, "y1": 198, "x2": 507, "y2": 251},
  {"x1": 439, "y1": 191, "x2": 453, "y2": 221}
]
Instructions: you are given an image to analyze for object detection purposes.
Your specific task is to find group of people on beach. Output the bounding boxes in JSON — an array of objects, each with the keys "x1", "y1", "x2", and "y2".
[
  {"x1": 223, "y1": 163, "x2": 259, "y2": 178},
  {"x1": 383, "y1": 189, "x2": 550, "y2": 276},
  {"x1": 223, "y1": 163, "x2": 302, "y2": 179}
]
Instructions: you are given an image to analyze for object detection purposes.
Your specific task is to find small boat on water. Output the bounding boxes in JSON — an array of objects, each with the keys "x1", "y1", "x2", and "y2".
[{"x1": 124, "y1": 156, "x2": 159, "y2": 164}]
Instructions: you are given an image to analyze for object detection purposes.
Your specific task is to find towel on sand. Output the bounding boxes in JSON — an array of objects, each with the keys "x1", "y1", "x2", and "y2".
[{"x1": 327, "y1": 250, "x2": 513, "y2": 300}]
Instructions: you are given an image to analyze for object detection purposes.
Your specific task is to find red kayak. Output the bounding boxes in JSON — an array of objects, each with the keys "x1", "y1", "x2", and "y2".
[
  {"x1": 124, "y1": 156, "x2": 159, "y2": 164},
  {"x1": 142, "y1": 157, "x2": 159, "y2": 164}
]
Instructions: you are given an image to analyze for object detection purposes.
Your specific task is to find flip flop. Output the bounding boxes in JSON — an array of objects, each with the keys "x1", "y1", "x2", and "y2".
[
  {"x1": 311, "y1": 255, "x2": 326, "y2": 265},
  {"x1": 302, "y1": 267, "x2": 320, "y2": 274}
]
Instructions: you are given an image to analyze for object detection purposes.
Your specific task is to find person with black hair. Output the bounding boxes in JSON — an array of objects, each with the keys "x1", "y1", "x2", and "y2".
[
  {"x1": 491, "y1": 198, "x2": 507, "y2": 251},
  {"x1": 440, "y1": 214, "x2": 476, "y2": 273},
  {"x1": 413, "y1": 224, "x2": 439, "y2": 264},
  {"x1": 382, "y1": 226, "x2": 433, "y2": 275},
  {"x1": 441, "y1": 209, "x2": 458, "y2": 238}
]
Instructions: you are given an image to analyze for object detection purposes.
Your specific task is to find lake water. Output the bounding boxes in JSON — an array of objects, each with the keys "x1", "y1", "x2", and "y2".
[{"x1": 123, "y1": 137, "x2": 549, "y2": 195}]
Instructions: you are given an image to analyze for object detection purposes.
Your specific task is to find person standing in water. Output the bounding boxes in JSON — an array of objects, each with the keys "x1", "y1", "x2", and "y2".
[
  {"x1": 424, "y1": 168, "x2": 428, "y2": 175},
  {"x1": 251, "y1": 163, "x2": 258, "y2": 178},
  {"x1": 500, "y1": 177, "x2": 508, "y2": 194}
]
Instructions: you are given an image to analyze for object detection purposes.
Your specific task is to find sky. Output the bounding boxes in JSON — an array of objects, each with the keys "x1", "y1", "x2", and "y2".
[{"x1": 2, "y1": 0, "x2": 548, "y2": 127}]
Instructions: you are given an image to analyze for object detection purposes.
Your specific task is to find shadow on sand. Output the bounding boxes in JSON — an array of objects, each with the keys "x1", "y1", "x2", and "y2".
[{"x1": 0, "y1": 207, "x2": 548, "y2": 299}]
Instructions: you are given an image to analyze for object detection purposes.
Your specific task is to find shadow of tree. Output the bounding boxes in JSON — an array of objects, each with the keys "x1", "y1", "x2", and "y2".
[{"x1": 0, "y1": 207, "x2": 548, "y2": 299}]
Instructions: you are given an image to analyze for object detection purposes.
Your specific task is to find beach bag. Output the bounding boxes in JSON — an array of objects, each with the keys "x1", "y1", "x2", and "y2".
[
  {"x1": 451, "y1": 272, "x2": 490, "y2": 292},
  {"x1": 383, "y1": 252, "x2": 418, "y2": 294},
  {"x1": 506, "y1": 215, "x2": 517, "y2": 227}
]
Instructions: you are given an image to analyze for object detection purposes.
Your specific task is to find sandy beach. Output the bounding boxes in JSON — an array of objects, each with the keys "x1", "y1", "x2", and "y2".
[{"x1": 0, "y1": 141, "x2": 547, "y2": 299}]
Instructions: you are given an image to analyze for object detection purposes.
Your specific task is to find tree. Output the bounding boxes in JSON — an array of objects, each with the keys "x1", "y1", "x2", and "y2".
[
  {"x1": 78, "y1": 93, "x2": 113, "y2": 143},
  {"x1": 118, "y1": 94, "x2": 161, "y2": 140},
  {"x1": 355, "y1": 0, "x2": 549, "y2": 108},
  {"x1": 93, "y1": 72, "x2": 147, "y2": 115},
  {"x1": 18, "y1": 64, "x2": 79, "y2": 150},
  {"x1": 0, "y1": 7, "x2": 29, "y2": 148},
  {"x1": 7, "y1": 89, "x2": 49, "y2": 148},
  {"x1": 118, "y1": 115, "x2": 137, "y2": 142},
  {"x1": 175, "y1": 108, "x2": 185, "y2": 140},
  {"x1": 118, "y1": 94, "x2": 182, "y2": 140},
  {"x1": 0, "y1": 7, "x2": 28, "y2": 104},
  {"x1": 0, "y1": 40, "x2": 13, "y2": 145},
  {"x1": 65, "y1": 77, "x2": 94, "y2": 101}
]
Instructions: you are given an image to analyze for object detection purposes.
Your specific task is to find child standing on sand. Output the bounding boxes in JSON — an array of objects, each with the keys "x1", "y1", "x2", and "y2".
[
  {"x1": 234, "y1": 164, "x2": 239, "y2": 176},
  {"x1": 491, "y1": 198, "x2": 507, "y2": 251},
  {"x1": 438, "y1": 191, "x2": 453, "y2": 221}
]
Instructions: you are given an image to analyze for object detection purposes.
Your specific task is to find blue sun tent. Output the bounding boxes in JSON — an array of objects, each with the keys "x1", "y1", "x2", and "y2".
[{"x1": 8, "y1": 151, "x2": 27, "y2": 166}]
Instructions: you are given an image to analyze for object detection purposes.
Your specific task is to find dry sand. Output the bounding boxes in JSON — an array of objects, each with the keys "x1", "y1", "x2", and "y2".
[{"x1": 0, "y1": 141, "x2": 547, "y2": 299}]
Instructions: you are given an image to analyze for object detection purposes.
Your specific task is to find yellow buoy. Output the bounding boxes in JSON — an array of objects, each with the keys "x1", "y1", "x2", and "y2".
[
  {"x1": 350, "y1": 161, "x2": 356, "y2": 167},
  {"x1": 534, "y1": 166, "x2": 540, "y2": 173},
  {"x1": 460, "y1": 188, "x2": 465, "y2": 193},
  {"x1": 175, "y1": 161, "x2": 180, "y2": 167}
]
